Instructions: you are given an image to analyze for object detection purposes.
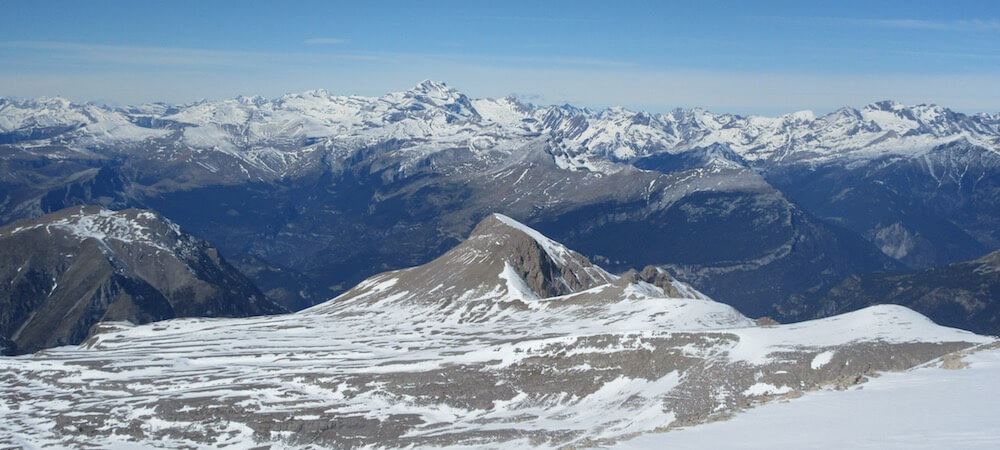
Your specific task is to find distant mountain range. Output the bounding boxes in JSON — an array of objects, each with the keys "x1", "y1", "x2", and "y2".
[
  {"x1": 1, "y1": 81, "x2": 997, "y2": 332},
  {"x1": 2, "y1": 214, "x2": 992, "y2": 448},
  {"x1": 3, "y1": 81, "x2": 997, "y2": 172}
]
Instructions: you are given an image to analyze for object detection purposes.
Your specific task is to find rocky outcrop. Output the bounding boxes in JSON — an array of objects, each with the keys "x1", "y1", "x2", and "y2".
[
  {"x1": 618, "y1": 265, "x2": 683, "y2": 297},
  {"x1": 311, "y1": 213, "x2": 618, "y2": 315}
]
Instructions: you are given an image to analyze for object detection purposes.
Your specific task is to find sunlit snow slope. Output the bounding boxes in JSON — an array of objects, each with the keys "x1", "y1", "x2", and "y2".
[{"x1": 618, "y1": 343, "x2": 1000, "y2": 449}]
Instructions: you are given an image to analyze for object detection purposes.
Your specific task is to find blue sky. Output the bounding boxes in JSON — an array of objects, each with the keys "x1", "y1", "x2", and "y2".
[{"x1": 2, "y1": 0, "x2": 998, "y2": 114}]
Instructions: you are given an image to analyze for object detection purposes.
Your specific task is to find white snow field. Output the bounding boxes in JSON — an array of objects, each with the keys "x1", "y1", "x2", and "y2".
[{"x1": 618, "y1": 345, "x2": 1000, "y2": 449}]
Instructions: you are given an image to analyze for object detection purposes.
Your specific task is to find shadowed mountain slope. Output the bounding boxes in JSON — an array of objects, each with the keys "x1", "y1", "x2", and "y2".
[{"x1": 0, "y1": 206, "x2": 284, "y2": 355}]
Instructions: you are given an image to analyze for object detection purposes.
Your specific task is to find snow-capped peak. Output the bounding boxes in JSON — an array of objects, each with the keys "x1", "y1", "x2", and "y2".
[
  {"x1": 397, "y1": 80, "x2": 477, "y2": 114},
  {"x1": 865, "y1": 99, "x2": 905, "y2": 112},
  {"x1": 785, "y1": 110, "x2": 816, "y2": 122},
  {"x1": 410, "y1": 79, "x2": 455, "y2": 95}
]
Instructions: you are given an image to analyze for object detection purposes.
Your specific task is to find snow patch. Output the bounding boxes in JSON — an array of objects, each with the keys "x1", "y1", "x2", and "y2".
[
  {"x1": 743, "y1": 383, "x2": 793, "y2": 396},
  {"x1": 811, "y1": 350, "x2": 835, "y2": 369}
]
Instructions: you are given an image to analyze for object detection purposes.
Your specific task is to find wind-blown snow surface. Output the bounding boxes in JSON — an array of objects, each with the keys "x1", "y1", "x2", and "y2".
[
  {"x1": 618, "y1": 344, "x2": 1000, "y2": 449},
  {"x1": 0, "y1": 216, "x2": 994, "y2": 448},
  {"x1": 1, "y1": 206, "x2": 183, "y2": 253}
]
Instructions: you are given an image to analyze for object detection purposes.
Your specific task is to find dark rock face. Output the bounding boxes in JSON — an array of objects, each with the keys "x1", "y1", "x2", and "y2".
[
  {"x1": 317, "y1": 213, "x2": 618, "y2": 316},
  {"x1": 0, "y1": 206, "x2": 285, "y2": 354},
  {"x1": 764, "y1": 141, "x2": 1000, "y2": 269},
  {"x1": 783, "y1": 249, "x2": 1000, "y2": 335},
  {"x1": 619, "y1": 266, "x2": 682, "y2": 297},
  {"x1": 470, "y1": 214, "x2": 616, "y2": 297},
  {"x1": 0, "y1": 147, "x2": 904, "y2": 320},
  {"x1": 530, "y1": 176, "x2": 898, "y2": 318}
]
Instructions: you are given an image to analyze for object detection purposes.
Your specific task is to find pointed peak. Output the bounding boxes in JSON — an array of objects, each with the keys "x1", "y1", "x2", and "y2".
[
  {"x1": 410, "y1": 79, "x2": 457, "y2": 95},
  {"x1": 470, "y1": 213, "x2": 528, "y2": 238},
  {"x1": 396, "y1": 80, "x2": 480, "y2": 119},
  {"x1": 865, "y1": 100, "x2": 904, "y2": 111},
  {"x1": 469, "y1": 213, "x2": 601, "y2": 272},
  {"x1": 783, "y1": 110, "x2": 815, "y2": 122},
  {"x1": 470, "y1": 214, "x2": 552, "y2": 245},
  {"x1": 832, "y1": 106, "x2": 862, "y2": 118},
  {"x1": 457, "y1": 213, "x2": 617, "y2": 299},
  {"x1": 235, "y1": 94, "x2": 267, "y2": 106}
]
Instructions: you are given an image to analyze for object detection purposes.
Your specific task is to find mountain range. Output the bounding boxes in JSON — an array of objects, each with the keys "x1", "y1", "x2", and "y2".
[{"x1": 1, "y1": 81, "x2": 998, "y2": 332}]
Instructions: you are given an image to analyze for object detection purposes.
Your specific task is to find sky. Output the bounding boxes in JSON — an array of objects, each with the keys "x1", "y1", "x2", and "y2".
[{"x1": 1, "y1": 0, "x2": 998, "y2": 115}]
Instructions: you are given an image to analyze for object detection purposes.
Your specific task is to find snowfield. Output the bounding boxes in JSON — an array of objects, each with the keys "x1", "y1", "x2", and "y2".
[{"x1": 618, "y1": 344, "x2": 1000, "y2": 449}]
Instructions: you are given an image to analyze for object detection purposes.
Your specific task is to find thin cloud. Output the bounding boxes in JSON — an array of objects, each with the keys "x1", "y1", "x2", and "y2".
[
  {"x1": 754, "y1": 16, "x2": 1000, "y2": 32},
  {"x1": 0, "y1": 41, "x2": 629, "y2": 71},
  {"x1": 2, "y1": 41, "x2": 275, "y2": 67},
  {"x1": 303, "y1": 38, "x2": 348, "y2": 45},
  {"x1": 0, "y1": 41, "x2": 381, "y2": 68},
  {"x1": 848, "y1": 18, "x2": 1000, "y2": 32},
  {"x1": 3, "y1": 42, "x2": 998, "y2": 115}
]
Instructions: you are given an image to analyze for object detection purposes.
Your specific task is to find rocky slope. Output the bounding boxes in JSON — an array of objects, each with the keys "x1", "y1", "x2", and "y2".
[
  {"x1": 784, "y1": 249, "x2": 1000, "y2": 335},
  {"x1": 765, "y1": 139, "x2": 1000, "y2": 268},
  {"x1": 0, "y1": 214, "x2": 992, "y2": 448},
  {"x1": 0, "y1": 206, "x2": 285, "y2": 355}
]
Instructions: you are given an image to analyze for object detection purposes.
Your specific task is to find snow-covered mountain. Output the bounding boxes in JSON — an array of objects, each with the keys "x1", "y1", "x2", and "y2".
[
  {"x1": 0, "y1": 206, "x2": 285, "y2": 355},
  {"x1": 1, "y1": 214, "x2": 992, "y2": 448}
]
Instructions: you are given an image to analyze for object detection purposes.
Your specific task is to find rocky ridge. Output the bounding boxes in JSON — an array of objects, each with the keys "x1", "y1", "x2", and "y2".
[{"x1": 0, "y1": 206, "x2": 285, "y2": 354}]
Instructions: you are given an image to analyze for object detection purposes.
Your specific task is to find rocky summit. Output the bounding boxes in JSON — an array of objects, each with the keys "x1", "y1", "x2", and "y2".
[{"x1": 1, "y1": 214, "x2": 992, "y2": 448}]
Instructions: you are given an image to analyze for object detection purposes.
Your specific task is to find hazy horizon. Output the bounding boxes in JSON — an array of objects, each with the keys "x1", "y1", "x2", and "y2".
[{"x1": 2, "y1": 0, "x2": 998, "y2": 115}]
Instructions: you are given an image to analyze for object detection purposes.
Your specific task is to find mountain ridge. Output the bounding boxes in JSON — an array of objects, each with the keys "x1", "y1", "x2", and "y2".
[
  {"x1": 2, "y1": 81, "x2": 997, "y2": 177},
  {"x1": 0, "y1": 205, "x2": 285, "y2": 354}
]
